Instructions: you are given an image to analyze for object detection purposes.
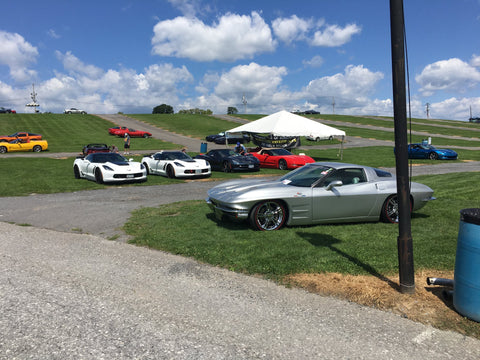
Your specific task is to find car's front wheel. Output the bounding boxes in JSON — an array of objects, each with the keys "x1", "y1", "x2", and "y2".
[
  {"x1": 0, "y1": 146, "x2": 7, "y2": 153},
  {"x1": 429, "y1": 152, "x2": 438, "y2": 160},
  {"x1": 94, "y1": 168, "x2": 104, "y2": 184},
  {"x1": 223, "y1": 161, "x2": 231, "y2": 173},
  {"x1": 143, "y1": 162, "x2": 150, "y2": 175},
  {"x1": 143, "y1": 133, "x2": 149, "y2": 138},
  {"x1": 249, "y1": 200, "x2": 287, "y2": 231},
  {"x1": 278, "y1": 159, "x2": 288, "y2": 170},
  {"x1": 73, "y1": 165, "x2": 80, "y2": 179},
  {"x1": 166, "y1": 165, "x2": 175, "y2": 178}
]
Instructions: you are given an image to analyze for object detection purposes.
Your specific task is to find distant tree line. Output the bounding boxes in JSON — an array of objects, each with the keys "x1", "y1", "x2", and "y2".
[
  {"x1": 152, "y1": 104, "x2": 174, "y2": 114},
  {"x1": 178, "y1": 108, "x2": 213, "y2": 115}
]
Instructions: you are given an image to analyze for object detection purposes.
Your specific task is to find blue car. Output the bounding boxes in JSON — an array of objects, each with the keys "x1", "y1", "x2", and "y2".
[
  {"x1": 407, "y1": 143, "x2": 458, "y2": 160},
  {"x1": 195, "y1": 149, "x2": 260, "y2": 172}
]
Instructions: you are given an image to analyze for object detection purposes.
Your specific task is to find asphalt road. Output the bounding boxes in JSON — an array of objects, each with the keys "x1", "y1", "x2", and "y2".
[
  {"x1": 1, "y1": 115, "x2": 480, "y2": 358},
  {"x1": 2, "y1": 221, "x2": 480, "y2": 359}
]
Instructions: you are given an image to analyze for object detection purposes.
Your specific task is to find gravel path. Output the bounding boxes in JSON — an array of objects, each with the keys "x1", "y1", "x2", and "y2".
[{"x1": 2, "y1": 222, "x2": 480, "y2": 359}]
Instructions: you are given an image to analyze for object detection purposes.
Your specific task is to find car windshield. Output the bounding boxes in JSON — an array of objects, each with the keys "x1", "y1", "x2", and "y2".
[
  {"x1": 279, "y1": 164, "x2": 333, "y2": 187},
  {"x1": 88, "y1": 153, "x2": 128, "y2": 164},
  {"x1": 267, "y1": 148, "x2": 292, "y2": 156},
  {"x1": 419, "y1": 144, "x2": 436, "y2": 150},
  {"x1": 163, "y1": 151, "x2": 192, "y2": 160}
]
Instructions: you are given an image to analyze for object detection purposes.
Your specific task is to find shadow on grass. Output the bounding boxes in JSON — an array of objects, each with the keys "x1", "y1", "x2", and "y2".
[
  {"x1": 298, "y1": 231, "x2": 400, "y2": 291},
  {"x1": 206, "y1": 212, "x2": 250, "y2": 231}
]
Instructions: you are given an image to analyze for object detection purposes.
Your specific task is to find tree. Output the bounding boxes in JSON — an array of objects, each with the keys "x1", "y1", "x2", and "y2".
[
  {"x1": 227, "y1": 107, "x2": 238, "y2": 114},
  {"x1": 153, "y1": 104, "x2": 174, "y2": 114}
]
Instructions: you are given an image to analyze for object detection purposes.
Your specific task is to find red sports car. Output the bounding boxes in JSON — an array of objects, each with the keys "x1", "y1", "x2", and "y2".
[
  {"x1": 250, "y1": 148, "x2": 315, "y2": 170},
  {"x1": 109, "y1": 127, "x2": 152, "y2": 138},
  {"x1": 0, "y1": 131, "x2": 42, "y2": 142}
]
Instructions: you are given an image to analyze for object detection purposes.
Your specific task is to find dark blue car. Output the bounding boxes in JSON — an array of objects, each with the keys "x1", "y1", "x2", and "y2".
[
  {"x1": 195, "y1": 149, "x2": 260, "y2": 172},
  {"x1": 407, "y1": 143, "x2": 458, "y2": 160}
]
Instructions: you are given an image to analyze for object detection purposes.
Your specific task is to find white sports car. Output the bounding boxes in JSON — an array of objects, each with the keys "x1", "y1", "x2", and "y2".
[
  {"x1": 142, "y1": 150, "x2": 211, "y2": 178},
  {"x1": 73, "y1": 152, "x2": 147, "y2": 184}
]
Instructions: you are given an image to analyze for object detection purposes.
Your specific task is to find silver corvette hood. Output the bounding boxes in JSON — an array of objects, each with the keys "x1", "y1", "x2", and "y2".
[{"x1": 208, "y1": 177, "x2": 288, "y2": 203}]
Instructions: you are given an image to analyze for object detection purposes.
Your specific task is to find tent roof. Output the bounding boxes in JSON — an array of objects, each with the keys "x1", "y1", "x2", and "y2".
[{"x1": 226, "y1": 110, "x2": 345, "y2": 137}]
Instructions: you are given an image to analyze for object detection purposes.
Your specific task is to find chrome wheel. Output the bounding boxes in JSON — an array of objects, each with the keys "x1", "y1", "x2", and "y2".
[
  {"x1": 278, "y1": 159, "x2": 287, "y2": 170},
  {"x1": 381, "y1": 195, "x2": 399, "y2": 223},
  {"x1": 250, "y1": 200, "x2": 287, "y2": 231}
]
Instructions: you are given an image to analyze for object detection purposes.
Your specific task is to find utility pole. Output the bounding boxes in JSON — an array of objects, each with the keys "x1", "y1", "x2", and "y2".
[
  {"x1": 332, "y1": 96, "x2": 336, "y2": 114},
  {"x1": 26, "y1": 83, "x2": 40, "y2": 113},
  {"x1": 242, "y1": 93, "x2": 247, "y2": 114},
  {"x1": 390, "y1": 0, "x2": 415, "y2": 294},
  {"x1": 425, "y1": 103, "x2": 430, "y2": 119}
]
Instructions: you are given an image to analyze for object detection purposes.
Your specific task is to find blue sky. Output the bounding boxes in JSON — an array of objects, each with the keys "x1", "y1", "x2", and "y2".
[{"x1": 1, "y1": 0, "x2": 480, "y2": 120}]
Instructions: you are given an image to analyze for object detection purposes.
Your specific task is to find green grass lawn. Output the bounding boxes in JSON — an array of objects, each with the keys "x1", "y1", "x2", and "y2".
[
  {"x1": 124, "y1": 172, "x2": 479, "y2": 278},
  {"x1": 0, "y1": 113, "x2": 179, "y2": 152}
]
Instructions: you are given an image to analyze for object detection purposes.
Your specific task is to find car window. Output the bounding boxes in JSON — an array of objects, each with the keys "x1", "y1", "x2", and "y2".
[
  {"x1": 374, "y1": 168, "x2": 392, "y2": 178},
  {"x1": 280, "y1": 164, "x2": 333, "y2": 187},
  {"x1": 317, "y1": 168, "x2": 367, "y2": 187}
]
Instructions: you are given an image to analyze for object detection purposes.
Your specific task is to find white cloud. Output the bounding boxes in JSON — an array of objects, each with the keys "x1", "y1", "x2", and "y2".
[
  {"x1": 152, "y1": 12, "x2": 276, "y2": 62},
  {"x1": 272, "y1": 15, "x2": 313, "y2": 45},
  {"x1": 47, "y1": 29, "x2": 61, "y2": 39},
  {"x1": 0, "y1": 31, "x2": 38, "y2": 82},
  {"x1": 20, "y1": 53, "x2": 194, "y2": 113},
  {"x1": 415, "y1": 58, "x2": 480, "y2": 96},
  {"x1": 56, "y1": 51, "x2": 104, "y2": 78},
  {"x1": 311, "y1": 23, "x2": 361, "y2": 47},
  {"x1": 471, "y1": 54, "x2": 480, "y2": 67},
  {"x1": 305, "y1": 64, "x2": 384, "y2": 102},
  {"x1": 167, "y1": 0, "x2": 203, "y2": 18},
  {"x1": 303, "y1": 55, "x2": 324, "y2": 68}
]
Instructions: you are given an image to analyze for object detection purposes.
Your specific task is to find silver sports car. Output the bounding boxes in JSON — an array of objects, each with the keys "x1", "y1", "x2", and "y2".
[{"x1": 206, "y1": 162, "x2": 435, "y2": 231}]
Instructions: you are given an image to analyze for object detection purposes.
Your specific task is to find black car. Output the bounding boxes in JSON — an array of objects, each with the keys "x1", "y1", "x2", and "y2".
[
  {"x1": 206, "y1": 132, "x2": 251, "y2": 144},
  {"x1": 0, "y1": 107, "x2": 15, "y2": 114},
  {"x1": 195, "y1": 149, "x2": 260, "y2": 172},
  {"x1": 304, "y1": 110, "x2": 320, "y2": 114},
  {"x1": 82, "y1": 143, "x2": 111, "y2": 155}
]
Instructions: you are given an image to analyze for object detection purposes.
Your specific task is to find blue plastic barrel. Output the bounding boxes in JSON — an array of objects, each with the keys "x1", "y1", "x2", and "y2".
[
  {"x1": 200, "y1": 142, "x2": 207, "y2": 153},
  {"x1": 453, "y1": 208, "x2": 480, "y2": 322}
]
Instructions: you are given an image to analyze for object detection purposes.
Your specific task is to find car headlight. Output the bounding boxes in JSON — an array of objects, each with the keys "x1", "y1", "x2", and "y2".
[{"x1": 102, "y1": 165, "x2": 114, "y2": 171}]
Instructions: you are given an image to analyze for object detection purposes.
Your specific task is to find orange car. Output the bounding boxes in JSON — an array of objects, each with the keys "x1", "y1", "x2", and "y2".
[{"x1": 0, "y1": 132, "x2": 42, "y2": 142}]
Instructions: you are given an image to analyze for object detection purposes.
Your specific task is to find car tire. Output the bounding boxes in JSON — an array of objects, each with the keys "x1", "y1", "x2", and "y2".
[
  {"x1": 166, "y1": 165, "x2": 175, "y2": 178},
  {"x1": 143, "y1": 133, "x2": 149, "y2": 138},
  {"x1": 33, "y1": 145, "x2": 42, "y2": 152},
  {"x1": 278, "y1": 159, "x2": 288, "y2": 170},
  {"x1": 315, "y1": 137, "x2": 320, "y2": 142},
  {"x1": 73, "y1": 165, "x2": 81, "y2": 179},
  {"x1": 249, "y1": 200, "x2": 287, "y2": 231},
  {"x1": 223, "y1": 161, "x2": 231, "y2": 173},
  {"x1": 143, "y1": 162, "x2": 150, "y2": 175},
  {"x1": 0, "y1": 146, "x2": 7, "y2": 153},
  {"x1": 94, "y1": 168, "x2": 104, "y2": 184},
  {"x1": 429, "y1": 152, "x2": 438, "y2": 160},
  {"x1": 380, "y1": 195, "x2": 412, "y2": 223}
]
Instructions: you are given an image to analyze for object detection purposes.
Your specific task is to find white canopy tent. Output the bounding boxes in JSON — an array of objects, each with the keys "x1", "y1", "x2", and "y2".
[{"x1": 226, "y1": 110, "x2": 346, "y2": 158}]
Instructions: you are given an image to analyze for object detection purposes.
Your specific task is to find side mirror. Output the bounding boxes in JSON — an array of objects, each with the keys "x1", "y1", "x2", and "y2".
[
  {"x1": 326, "y1": 180, "x2": 343, "y2": 191},
  {"x1": 129, "y1": 158, "x2": 134, "y2": 162}
]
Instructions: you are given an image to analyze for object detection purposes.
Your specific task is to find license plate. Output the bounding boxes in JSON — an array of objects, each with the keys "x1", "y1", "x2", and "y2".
[
  {"x1": 248, "y1": 165, "x2": 254, "y2": 168},
  {"x1": 126, "y1": 174, "x2": 134, "y2": 178},
  {"x1": 196, "y1": 169, "x2": 201, "y2": 174}
]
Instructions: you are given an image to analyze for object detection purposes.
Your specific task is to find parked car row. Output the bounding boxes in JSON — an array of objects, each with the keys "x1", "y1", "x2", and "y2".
[
  {"x1": 0, "y1": 106, "x2": 16, "y2": 114},
  {"x1": 205, "y1": 132, "x2": 250, "y2": 144}
]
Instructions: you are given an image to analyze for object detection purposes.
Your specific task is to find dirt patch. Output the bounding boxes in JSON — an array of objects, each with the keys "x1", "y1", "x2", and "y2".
[{"x1": 284, "y1": 270, "x2": 479, "y2": 337}]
